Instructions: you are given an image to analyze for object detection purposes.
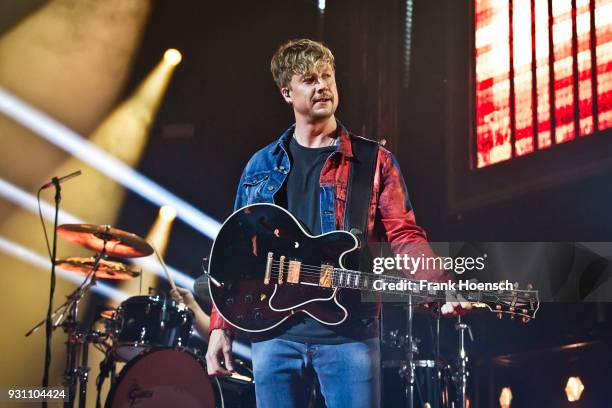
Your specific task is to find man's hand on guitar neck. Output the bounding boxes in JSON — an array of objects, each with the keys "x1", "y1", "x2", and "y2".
[
  {"x1": 206, "y1": 329, "x2": 235, "y2": 376},
  {"x1": 441, "y1": 293, "x2": 472, "y2": 317}
]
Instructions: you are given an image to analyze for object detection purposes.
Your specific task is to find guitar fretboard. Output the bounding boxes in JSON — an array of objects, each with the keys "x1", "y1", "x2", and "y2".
[
  {"x1": 330, "y1": 268, "x2": 475, "y2": 301},
  {"x1": 266, "y1": 254, "x2": 538, "y2": 318}
]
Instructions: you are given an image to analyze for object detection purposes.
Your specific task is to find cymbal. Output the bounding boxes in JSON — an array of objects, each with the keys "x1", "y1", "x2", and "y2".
[
  {"x1": 57, "y1": 224, "x2": 153, "y2": 258},
  {"x1": 56, "y1": 257, "x2": 141, "y2": 280}
]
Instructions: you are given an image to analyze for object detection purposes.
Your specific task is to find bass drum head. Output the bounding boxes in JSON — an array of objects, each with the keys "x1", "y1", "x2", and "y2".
[{"x1": 106, "y1": 348, "x2": 217, "y2": 408}]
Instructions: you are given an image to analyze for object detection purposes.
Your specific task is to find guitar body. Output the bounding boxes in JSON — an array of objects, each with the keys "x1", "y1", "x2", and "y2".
[{"x1": 208, "y1": 203, "x2": 359, "y2": 332}]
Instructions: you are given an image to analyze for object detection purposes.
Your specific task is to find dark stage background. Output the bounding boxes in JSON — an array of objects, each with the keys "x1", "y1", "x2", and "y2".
[{"x1": 1, "y1": 0, "x2": 611, "y2": 407}]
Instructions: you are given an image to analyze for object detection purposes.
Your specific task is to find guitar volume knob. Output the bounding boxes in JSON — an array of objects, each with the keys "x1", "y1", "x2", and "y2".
[
  {"x1": 225, "y1": 297, "x2": 234, "y2": 306},
  {"x1": 244, "y1": 294, "x2": 253, "y2": 304}
]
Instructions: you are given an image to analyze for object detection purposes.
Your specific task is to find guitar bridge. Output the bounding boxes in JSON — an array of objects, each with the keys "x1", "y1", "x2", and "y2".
[
  {"x1": 264, "y1": 252, "x2": 273, "y2": 285},
  {"x1": 287, "y1": 260, "x2": 301, "y2": 284},
  {"x1": 278, "y1": 255, "x2": 286, "y2": 284}
]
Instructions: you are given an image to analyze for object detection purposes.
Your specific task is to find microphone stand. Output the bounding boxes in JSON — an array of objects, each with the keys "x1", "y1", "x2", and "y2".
[{"x1": 42, "y1": 177, "x2": 62, "y2": 408}]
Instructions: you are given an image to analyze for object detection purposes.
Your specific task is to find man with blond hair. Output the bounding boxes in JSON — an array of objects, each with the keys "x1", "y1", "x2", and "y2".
[{"x1": 172, "y1": 38, "x2": 468, "y2": 407}]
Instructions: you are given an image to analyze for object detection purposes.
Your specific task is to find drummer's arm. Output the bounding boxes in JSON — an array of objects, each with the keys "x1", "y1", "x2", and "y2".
[
  {"x1": 170, "y1": 287, "x2": 210, "y2": 340},
  {"x1": 189, "y1": 303, "x2": 211, "y2": 341}
]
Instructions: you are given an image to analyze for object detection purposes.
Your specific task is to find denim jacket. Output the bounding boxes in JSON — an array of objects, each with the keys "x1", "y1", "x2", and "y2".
[{"x1": 209, "y1": 122, "x2": 449, "y2": 332}]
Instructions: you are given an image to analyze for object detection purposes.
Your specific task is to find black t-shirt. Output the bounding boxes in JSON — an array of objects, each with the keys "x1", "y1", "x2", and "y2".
[
  {"x1": 267, "y1": 136, "x2": 378, "y2": 344},
  {"x1": 285, "y1": 137, "x2": 333, "y2": 235}
]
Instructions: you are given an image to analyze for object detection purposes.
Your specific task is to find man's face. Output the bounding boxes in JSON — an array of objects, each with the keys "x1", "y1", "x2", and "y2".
[{"x1": 281, "y1": 62, "x2": 339, "y2": 122}]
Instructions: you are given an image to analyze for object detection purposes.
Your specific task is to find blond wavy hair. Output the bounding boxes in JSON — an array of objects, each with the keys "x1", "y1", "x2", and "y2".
[{"x1": 270, "y1": 39, "x2": 335, "y2": 90}]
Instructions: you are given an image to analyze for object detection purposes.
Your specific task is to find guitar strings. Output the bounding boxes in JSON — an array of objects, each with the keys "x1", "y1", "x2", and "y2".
[
  {"x1": 269, "y1": 260, "x2": 482, "y2": 287},
  {"x1": 268, "y1": 259, "x2": 413, "y2": 280},
  {"x1": 264, "y1": 266, "x2": 530, "y2": 303},
  {"x1": 266, "y1": 260, "x2": 534, "y2": 295}
]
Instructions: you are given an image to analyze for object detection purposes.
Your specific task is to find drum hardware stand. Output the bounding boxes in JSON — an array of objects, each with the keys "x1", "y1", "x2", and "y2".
[
  {"x1": 384, "y1": 300, "x2": 447, "y2": 408},
  {"x1": 453, "y1": 315, "x2": 473, "y2": 408},
  {"x1": 433, "y1": 305, "x2": 442, "y2": 408},
  {"x1": 26, "y1": 242, "x2": 108, "y2": 408},
  {"x1": 64, "y1": 245, "x2": 107, "y2": 408},
  {"x1": 95, "y1": 340, "x2": 116, "y2": 408},
  {"x1": 395, "y1": 295, "x2": 419, "y2": 408},
  {"x1": 381, "y1": 295, "x2": 419, "y2": 408}
]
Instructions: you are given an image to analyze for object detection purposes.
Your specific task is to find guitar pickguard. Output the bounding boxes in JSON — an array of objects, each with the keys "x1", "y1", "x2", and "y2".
[{"x1": 268, "y1": 284, "x2": 347, "y2": 325}]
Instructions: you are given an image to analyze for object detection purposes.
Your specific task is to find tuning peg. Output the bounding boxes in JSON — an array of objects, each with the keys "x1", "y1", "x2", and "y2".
[
  {"x1": 510, "y1": 314, "x2": 515, "y2": 320},
  {"x1": 522, "y1": 316, "x2": 531, "y2": 323},
  {"x1": 495, "y1": 305, "x2": 502, "y2": 311},
  {"x1": 497, "y1": 312, "x2": 503, "y2": 320},
  {"x1": 527, "y1": 283, "x2": 533, "y2": 290}
]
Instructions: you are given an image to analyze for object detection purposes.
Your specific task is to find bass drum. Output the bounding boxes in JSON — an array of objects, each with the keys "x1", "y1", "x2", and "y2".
[{"x1": 105, "y1": 348, "x2": 223, "y2": 408}]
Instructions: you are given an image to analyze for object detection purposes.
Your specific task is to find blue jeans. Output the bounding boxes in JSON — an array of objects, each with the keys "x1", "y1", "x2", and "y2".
[{"x1": 250, "y1": 337, "x2": 381, "y2": 408}]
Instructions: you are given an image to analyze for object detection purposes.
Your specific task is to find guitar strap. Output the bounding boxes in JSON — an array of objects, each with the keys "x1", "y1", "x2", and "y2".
[{"x1": 344, "y1": 135, "x2": 380, "y2": 271}]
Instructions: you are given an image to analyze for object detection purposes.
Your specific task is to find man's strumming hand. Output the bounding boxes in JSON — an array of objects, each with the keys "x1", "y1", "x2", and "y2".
[{"x1": 206, "y1": 329, "x2": 235, "y2": 376}]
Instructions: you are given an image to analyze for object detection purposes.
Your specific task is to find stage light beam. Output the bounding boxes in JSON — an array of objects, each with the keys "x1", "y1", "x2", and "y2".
[
  {"x1": 120, "y1": 206, "x2": 178, "y2": 310},
  {"x1": 0, "y1": 87, "x2": 222, "y2": 239},
  {"x1": 159, "y1": 205, "x2": 177, "y2": 222},
  {"x1": 146, "y1": 206, "x2": 177, "y2": 258},
  {"x1": 163, "y1": 49, "x2": 182, "y2": 66}
]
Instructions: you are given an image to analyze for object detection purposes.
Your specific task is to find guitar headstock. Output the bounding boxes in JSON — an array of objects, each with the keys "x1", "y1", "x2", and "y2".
[{"x1": 473, "y1": 282, "x2": 540, "y2": 323}]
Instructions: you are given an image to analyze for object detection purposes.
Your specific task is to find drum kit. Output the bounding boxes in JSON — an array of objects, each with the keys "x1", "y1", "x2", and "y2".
[
  {"x1": 25, "y1": 223, "x2": 252, "y2": 408},
  {"x1": 382, "y1": 299, "x2": 474, "y2": 408}
]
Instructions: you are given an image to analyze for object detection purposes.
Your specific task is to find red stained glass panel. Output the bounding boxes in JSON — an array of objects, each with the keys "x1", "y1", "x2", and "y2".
[
  {"x1": 576, "y1": 0, "x2": 594, "y2": 136},
  {"x1": 552, "y1": 0, "x2": 575, "y2": 144},
  {"x1": 596, "y1": 0, "x2": 612, "y2": 130},
  {"x1": 535, "y1": 0, "x2": 552, "y2": 149},
  {"x1": 474, "y1": 0, "x2": 612, "y2": 168},
  {"x1": 475, "y1": 0, "x2": 512, "y2": 168},
  {"x1": 513, "y1": 0, "x2": 535, "y2": 155}
]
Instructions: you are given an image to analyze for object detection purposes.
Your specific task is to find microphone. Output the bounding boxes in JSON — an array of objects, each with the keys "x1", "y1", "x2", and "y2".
[{"x1": 40, "y1": 170, "x2": 82, "y2": 190}]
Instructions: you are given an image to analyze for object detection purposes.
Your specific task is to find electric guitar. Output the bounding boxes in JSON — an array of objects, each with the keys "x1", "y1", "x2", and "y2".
[{"x1": 207, "y1": 203, "x2": 539, "y2": 332}]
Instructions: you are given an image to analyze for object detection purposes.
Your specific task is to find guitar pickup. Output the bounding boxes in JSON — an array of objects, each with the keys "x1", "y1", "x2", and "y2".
[
  {"x1": 319, "y1": 264, "x2": 333, "y2": 288},
  {"x1": 287, "y1": 259, "x2": 301, "y2": 284}
]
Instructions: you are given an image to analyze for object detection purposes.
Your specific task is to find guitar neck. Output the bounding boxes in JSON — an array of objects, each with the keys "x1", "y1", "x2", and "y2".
[
  {"x1": 330, "y1": 268, "x2": 474, "y2": 301},
  {"x1": 330, "y1": 268, "x2": 530, "y2": 306},
  {"x1": 264, "y1": 252, "x2": 538, "y2": 319}
]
